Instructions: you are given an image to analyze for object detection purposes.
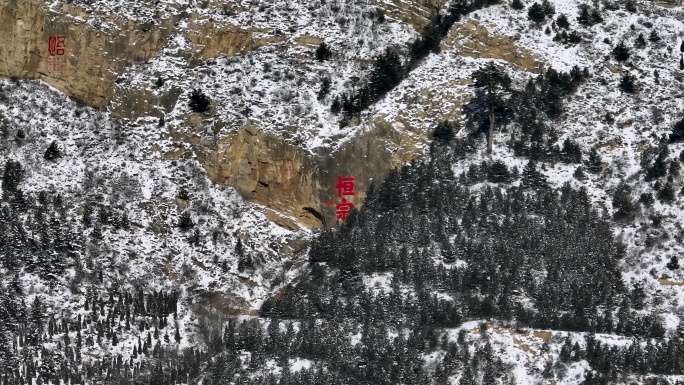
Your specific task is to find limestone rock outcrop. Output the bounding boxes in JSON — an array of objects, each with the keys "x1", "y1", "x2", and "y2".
[
  {"x1": 165, "y1": 116, "x2": 426, "y2": 229},
  {"x1": 370, "y1": 0, "x2": 447, "y2": 31},
  {"x1": 184, "y1": 20, "x2": 285, "y2": 60},
  {"x1": 1, "y1": 0, "x2": 541, "y2": 229},
  {"x1": 0, "y1": 0, "x2": 182, "y2": 109},
  {"x1": 441, "y1": 20, "x2": 542, "y2": 72}
]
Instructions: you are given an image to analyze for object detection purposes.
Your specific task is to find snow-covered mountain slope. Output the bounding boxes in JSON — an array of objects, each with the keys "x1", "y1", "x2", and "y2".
[
  {"x1": 1, "y1": 0, "x2": 449, "y2": 227},
  {"x1": 3, "y1": 0, "x2": 684, "y2": 383},
  {"x1": 0, "y1": 78, "x2": 309, "y2": 358},
  {"x1": 111, "y1": 0, "x2": 418, "y2": 148},
  {"x1": 445, "y1": 0, "x2": 684, "y2": 313}
]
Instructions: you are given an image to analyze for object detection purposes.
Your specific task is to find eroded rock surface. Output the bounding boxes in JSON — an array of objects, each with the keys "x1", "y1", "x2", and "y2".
[{"x1": 1, "y1": 0, "x2": 540, "y2": 229}]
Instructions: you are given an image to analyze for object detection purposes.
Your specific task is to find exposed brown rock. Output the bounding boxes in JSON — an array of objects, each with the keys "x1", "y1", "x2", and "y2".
[
  {"x1": 166, "y1": 114, "x2": 428, "y2": 229},
  {"x1": 0, "y1": 0, "x2": 182, "y2": 109},
  {"x1": 295, "y1": 35, "x2": 324, "y2": 47},
  {"x1": 370, "y1": 0, "x2": 447, "y2": 32},
  {"x1": 204, "y1": 291, "x2": 258, "y2": 316},
  {"x1": 441, "y1": 20, "x2": 542, "y2": 72},
  {"x1": 1, "y1": 1, "x2": 542, "y2": 231},
  {"x1": 183, "y1": 19, "x2": 285, "y2": 60}
]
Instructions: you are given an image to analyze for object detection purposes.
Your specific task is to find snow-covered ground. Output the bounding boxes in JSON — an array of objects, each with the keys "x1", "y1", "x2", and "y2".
[
  {"x1": 5, "y1": 0, "x2": 684, "y2": 382},
  {"x1": 110, "y1": 0, "x2": 420, "y2": 152},
  {"x1": 450, "y1": 0, "x2": 684, "y2": 326},
  {"x1": 0, "y1": 78, "x2": 309, "y2": 359}
]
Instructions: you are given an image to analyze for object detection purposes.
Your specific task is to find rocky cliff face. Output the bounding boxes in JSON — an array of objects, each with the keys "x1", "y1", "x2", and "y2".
[
  {"x1": 440, "y1": 20, "x2": 541, "y2": 72},
  {"x1": 1, "y1": 0, "x2": 538, "y2": 229},
  {"x1": 0, "y1": 0, "x2": 183, "y2": 108},
  {"x1": 370, "y1": 0, "x2": 446, "y2": 31},
  {"x1": 164, "y1": 115, "x2": 426, "y2": 229}
]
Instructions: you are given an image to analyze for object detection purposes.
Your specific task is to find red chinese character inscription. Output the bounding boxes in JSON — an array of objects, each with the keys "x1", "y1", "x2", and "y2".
[
  {"x1": 335, "y1": 176, "x2": 356, "y2": 198},
  {"x1": 327, "y1": 176, "x2": 356, "y2": 222},
  {"x1": 47, "y1": 36, "x2": 67, "y2": 72},
  {"x1": 48, "y1": 36, "x2": 66, "y2": 56},
  {"x1": 335, "y1": 198, "x2": 354, "y2": 222}
]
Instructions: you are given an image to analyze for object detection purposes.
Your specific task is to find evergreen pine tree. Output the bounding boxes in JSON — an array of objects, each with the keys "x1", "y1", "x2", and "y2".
[
  {"x1": 432, "y1": 121, "x2": 455, "y2": 145},
  {"x1": 666, "y1": 256, "x2": 680, "y2": 270},
  {"x1": 619, "y1": 73, "x2": 637, "y2": 94},
  {"x1": 522, "y1": 160, "x2": 548, "y2": 189},
  {"x1": 511, "y1": 0, "x2": 524, "y2": 10},
  {"x1": 625, "y1": 0, "x2": 637, "y2": 12},
  {"x1": 634, "y1": 33, "x2": 646, "y2": 49},
  {"x1": 43, "y1": 141, "x2": 61, "y2": 161},
  {"x1": 577, "y1": 6, "x2": 590, "y2": 25},
  {"x1": 528, "y1": 2, "x2": 546, "y2": 23},
  {"x1": 317, "y1": 77, "x2": 331, "y2": 101},
  {"x1": 647, "y1": 146, "x2": 669, "y2": 180},
  {"x1": 671, "y1": 118, "x2": 684, "y2": 143},
  {"x1": 573, "y1": 166, "x2": 587, "y2": 180},
  {"x1": 369, "y1": 48, "x2": 404, "y2": 101},
  {"x1": 541, "y1": 0, "x2": 555, "y2": 16},
  {"x1": 315, "y1": 42, "x2": 332, "y2": 61},
  {"x1": 649, "y1": 30, "x2": 661, "y2": 43},
  {"x1": 585, "y1": 148, "x2": 603, "y2": 173},
  {"x1": 562, "y1": 138, "x2": 582, "y2": 163},
  {"x1": 178, "y1": 211, "x2": 194, "y2": 229},
  {"x1": 556, "y1": 13, "x2": 570, "y2": 29},
  {"x1": 120, "y1": 212, "x2": 130, "y2": 230},
  {"x1": 589, "y1": 8, "x2": 604, "y2": 25},
  {"x1": 670, "y1": 159, "x2": 680, "y2": 177},
  {"x1": 612, "y1": 41, "x2": 631, "y2": 62},
  {"x1": 469, "y1": 62, "x2": 512, "y2": 154},
  {"x1": 487, "y1": 161, "x2": 512, "y2": 183},
  {"x1": 658, "y1": 182, "x2": 675, "y2": 203},
  {"x1": 188, "y1": 89, "x2": 210, "y2": 113},
  {"x1": 2, "y1": 159, "x2": 24, "y2": 198},
  {"x1": 578, "y1": 5, "x2": 602, "y2": 26},
  {"x1": 330, "y1": 96, "x2": 341, "y2": 114},
  {"x1": 612, "y1": 180, "x2": 636, "y2": 220},
  {"x1": 640, "y1": 192, "x2": 655, "y2": 207},
  {"x1": 238, "y1": 252, "x2": 253, "y2": 273},
  {"x1": 10, "y1": 188, "x2": 28, "y2": 211}
]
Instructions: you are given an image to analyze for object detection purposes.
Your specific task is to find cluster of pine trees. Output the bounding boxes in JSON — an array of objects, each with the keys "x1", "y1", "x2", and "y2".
[
  {"x1": 0, "y1": 279, "x2": 185, "y2": 385},
  {"x1": 331, "y1": 0, "x2": 501, "y2": 124},
  {"x1": 0, "y1": 159, "x2": 194, "y2": 385},
  {"x1": 192, "y1": 127, "x2": 667, "y2": 384},
  {"x1": 505, "y1": 66, "x2": 590, "y2": 159}
]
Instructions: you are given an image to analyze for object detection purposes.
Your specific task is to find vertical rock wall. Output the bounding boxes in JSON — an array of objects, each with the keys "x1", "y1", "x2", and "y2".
[
  {"x1": 0, "y1": 0, "x2": 182, "y2": 108},
  {"x1": 1, "y1": 0, "x2": 537, "y2": 230}
]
